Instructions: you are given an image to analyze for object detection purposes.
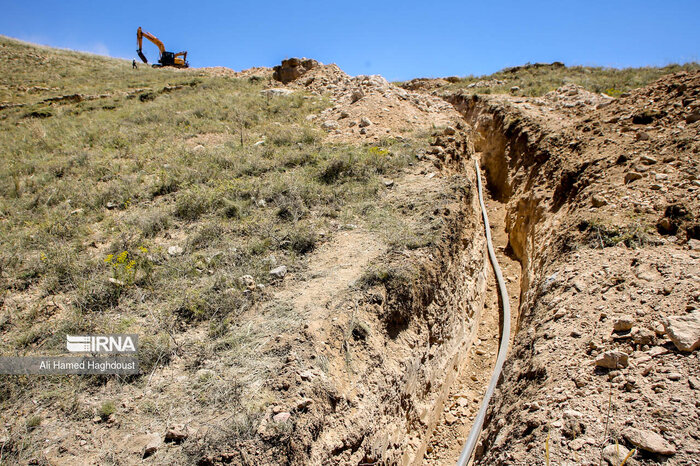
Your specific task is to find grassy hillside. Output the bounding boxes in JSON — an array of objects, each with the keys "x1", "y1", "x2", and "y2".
[
  {"x1": 0, "y1": 36, "x2": 435, "y2": 462},
  {"x1": 443, "y1": 61, "x2": 700, "y2": 96}
]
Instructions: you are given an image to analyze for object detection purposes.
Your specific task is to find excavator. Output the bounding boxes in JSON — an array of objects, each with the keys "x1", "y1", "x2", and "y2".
[{"x1": 136, "y1": 27, "x2": 189, "y2": 68}]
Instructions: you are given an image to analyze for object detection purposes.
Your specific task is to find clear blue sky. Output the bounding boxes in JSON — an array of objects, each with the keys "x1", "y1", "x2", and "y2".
[{"x1": 2, "y1": 0, "x2": 699, "y2": 81}]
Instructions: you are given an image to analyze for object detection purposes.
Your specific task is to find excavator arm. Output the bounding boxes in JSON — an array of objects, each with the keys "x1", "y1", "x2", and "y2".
[{"x1": 136, "y1": 27, "x2": 165, "y2": 64}]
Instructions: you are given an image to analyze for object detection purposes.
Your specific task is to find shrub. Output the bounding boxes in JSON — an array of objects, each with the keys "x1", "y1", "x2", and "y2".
[
  {"x1": 138, "y1": 333, "x2": 173, "y2": 374},
  {"x1": 26, "y1": 415, "x2": 41, "y2": 431},
  {"x1": 175, "y1": 189, "x2": 210, "y2": 220},
  {"x1": 98, "y1": 401, "x2": 115, "y2": 420},
  {"x1": 288, "y1": 227, "x2": 317, "y2": 255},
  {"x1": 578, "y1": 219, "x2": 650, "y2": 248}
]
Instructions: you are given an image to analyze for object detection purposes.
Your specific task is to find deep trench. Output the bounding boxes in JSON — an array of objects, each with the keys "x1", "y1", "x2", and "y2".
[
  {"x1": 297, "y1": 94, "x2": 551, "y2": 466},
  {"x1": 427, "y1": 93, "x2": 548, "y2": 464},
  {"x1": 423, "y1": 159, "x2": 523, "y2": 464}
]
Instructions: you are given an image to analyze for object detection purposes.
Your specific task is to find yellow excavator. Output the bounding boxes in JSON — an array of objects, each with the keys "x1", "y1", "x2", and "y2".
[{"x1": 136, "y1": 27, "x2": 189, "y2": 68}]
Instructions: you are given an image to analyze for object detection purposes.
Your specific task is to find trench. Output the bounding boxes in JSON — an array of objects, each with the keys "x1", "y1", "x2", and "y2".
[
  {"x1": 292, "y1": 92, "x2": 552, "y2": 466},
  {"x1": 423, "y1": 165, "x2": 522, "y2": 464},
  {"x1": 421, "y1": 93, "x2": 550, "y2": 464}
]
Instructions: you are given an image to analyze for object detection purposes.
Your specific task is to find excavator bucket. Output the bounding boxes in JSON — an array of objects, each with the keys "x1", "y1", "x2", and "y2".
[{"x1": 137, "y1": 49, "x2": 148, "y2": 64}]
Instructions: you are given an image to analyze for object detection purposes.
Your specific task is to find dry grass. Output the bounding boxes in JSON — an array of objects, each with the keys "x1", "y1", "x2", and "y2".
[{"x1": 0, "y1": 35, "x2": 430, "y2": 463}]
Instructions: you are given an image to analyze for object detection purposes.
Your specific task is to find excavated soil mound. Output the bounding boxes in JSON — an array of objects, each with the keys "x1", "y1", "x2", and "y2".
[{"x1": 269, "y1": 59, "x2": 461, "y2": 143}]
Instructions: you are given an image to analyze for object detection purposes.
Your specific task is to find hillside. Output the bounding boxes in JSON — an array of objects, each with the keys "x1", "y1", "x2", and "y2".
[
  {"x1": 1, "y1": 35, "x2": 699, "y2": 465},
  {"x1": 401, "y1": 61, "x2": 700, "y2": 96},
  {"x1": 0, "y1": 36, "x2": 470, "y2": 464}
]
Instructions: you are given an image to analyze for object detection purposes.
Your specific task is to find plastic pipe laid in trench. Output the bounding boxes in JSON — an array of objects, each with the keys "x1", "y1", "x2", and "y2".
[{"x1": 456, "y1": 159, "x2": 512, "y2": 466}]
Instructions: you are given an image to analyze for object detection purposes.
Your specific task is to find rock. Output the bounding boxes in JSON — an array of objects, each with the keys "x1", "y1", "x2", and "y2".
[
  {"x1": 592, "y1": 195, "x2": 608, "y2": 207},
  {"x1": 443, "y1": 126, "x2": 456, "y2": 136},
  {"x1": 167, "y1": 245, "x2": 183, "y2": 256},
  {"x1": 595, "y1": 350, "x2": 629, "y2": 369},
  {"x1": 663, "y1": 311, "x2": 700, "y2": 351},
  {"x1": 569, "y1": 437, "x2": 586, "y2": 451},
  {"x1": 260, "y1": 88, "x2": 294, "y2": 97},
  {"x1": 359, "y1": 128, "x2": 367, "y2": 135},
  {"x1": 269, "y1": 265, "x2": 288, "y2": 279},
  {"x1": 622, "y1": 427, "x2": 676, "y2": 456},
  {"x1": 563, "y1": 409, "x2": 583, "y2": 419},
  {"x1": 631, "y1": 327, "x2": 655, "y2": 345},
  {"x1": 339, "y1": 110, "x2": 349, "y2": 119},
  {"x1": 510, "y1": 86, "x2": 520, "y2": 92},
  {"x1": 298, "y1": 370, "x2": 314, "y2": 381},
  {"x1": 240, "y1": 275, "x2": 256, "y2": 291},
  {"x1": 625, "y1": 172, "x2": 643, "y2": 183},
  {"x1": 647, "y1": 346, "x2": 668, "y2": 358},
  {"x1": 350, "y1": 89, "x2": 364, "y2": 103},
  {"x1": 321, "y1": 120, "x2": 338, "y2": 131},
  {"x1": 654, "y1": 173, "x2": 668, "y2": 181},
  {"x1": 359, "y1": 117, "x2": 372, "y2": 128},
  {"x1": 614, "y1": 315, "x2": 634, "y2": 332},
  {"x1": 640, "y1": 155, "x2": 657, "y2": 165},
  {"x1": 689, "y1": 376, "x2": 700, "y2": 389},
  {"x1": 272, "y1": 412, "x2": 290, "y2": 422},
  {"x1": 384, "y1": 179, "x2": 394, "y2": 188},
  {"x1": 667, "y1": 372, "x2": 682, "y2": 381},
  {"x1": 602, "y1": 443, "x2": 631, "y2": 465},
  {"x1": 445, "y1": 413, "x2": 458, "y2": 425},
  {"x1": 296, "y1": 398, "x2": 313, "y2": 411},
  {"x1": 253, "y1": 139, "x2": 265, "y2": 147},
  {"x1": 164, "y1": 424, "x2": 188, "y2": 444},
  {"x1": 657, "y1": 217, "x2": 673, "y2": 233},
  {"x1": 686, "y1": 111, "x2": 700, "y2": 124},
  {"x1": 108, "y1": 277, "x2": 126, "y2": 287},
  {"x1": 143, "y1": 434, "x2": 161, "y2": 458},
  {"x1": 272, "y1": 58, "x2": 318, "y2": 84}
]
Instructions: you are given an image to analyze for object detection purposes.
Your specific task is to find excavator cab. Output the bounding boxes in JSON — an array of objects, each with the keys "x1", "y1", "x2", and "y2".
[{"x1": 160, "y1": 51, "x2": 176, "y2": 67}]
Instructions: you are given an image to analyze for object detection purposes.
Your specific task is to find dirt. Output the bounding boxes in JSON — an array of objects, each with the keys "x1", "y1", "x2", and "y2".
[{"x1": 272, "y1": 62, "x2": 461, "y2": 143}]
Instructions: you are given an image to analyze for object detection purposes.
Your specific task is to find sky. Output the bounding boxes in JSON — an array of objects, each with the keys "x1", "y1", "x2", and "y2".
[{"x1": 1, "y1": 0, "x2": 699, "y2": 81}]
